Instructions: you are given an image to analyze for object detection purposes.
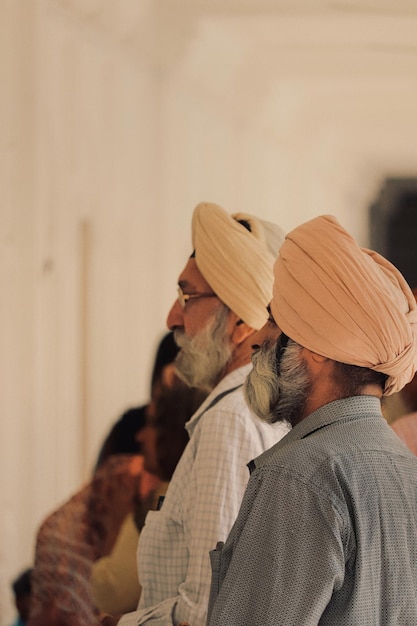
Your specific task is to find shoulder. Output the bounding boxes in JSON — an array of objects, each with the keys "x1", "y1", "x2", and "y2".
[
  {"x1": 198, "y1": 385, "x2": 257, "y2": 431},
  {"x1": 194, "y1": 386, "x2": 289, "y2": 455}
]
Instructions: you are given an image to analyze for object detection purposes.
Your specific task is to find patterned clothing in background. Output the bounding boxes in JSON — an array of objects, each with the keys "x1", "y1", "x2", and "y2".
[
  {"x1": 28, "y1": 455, "x2": 159, "y2": 626},
  {"x1": 207, "y1": 396, "x2": 417, "y2": 626},
  {"x1": 91, "y1": 482, "x2": 170, "y2": 615},
  {"x1": 119, "y1": 364, "x2": 290, "y2": 626},
  {"x1": 391, "y1": 411, "x2": 417, "y2": 455}
]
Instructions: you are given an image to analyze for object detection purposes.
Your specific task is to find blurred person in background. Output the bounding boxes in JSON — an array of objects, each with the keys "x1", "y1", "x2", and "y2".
[
  {"x1": 92, "y1": 363, "x2": 207, "y2": 616},
  {"x1": 28, "y1": 333, "x2": 177, "y2": 626},
  {"x1": 9, "y1": 568, "x2": 32, "y2": 626},
  {"x1": 390, "y1": 287, "x2": 417, "y2": 454}
]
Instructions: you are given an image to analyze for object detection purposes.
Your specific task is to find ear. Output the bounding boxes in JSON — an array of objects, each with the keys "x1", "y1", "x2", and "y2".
[
  {"x1": 302, "y1": 347, "x2": 330, "y2": 376},
  {"x1": 230, "y1": 317, "x2": 257, "y2": 345},
  {"x1": 309, "y1": 351, "x2": 328, "y2": 364}
]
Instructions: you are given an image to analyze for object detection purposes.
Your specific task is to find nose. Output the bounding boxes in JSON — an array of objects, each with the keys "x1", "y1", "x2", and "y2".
[{"x1": 166, "y1": 298, "x2": 184, "y2": 330}]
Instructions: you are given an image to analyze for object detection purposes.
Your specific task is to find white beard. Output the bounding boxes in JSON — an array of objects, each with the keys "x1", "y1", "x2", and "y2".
[
  {"x1": 244, "y1": 338, "x2": 310, "y2": 426},
  {"x1": 174, "y1": 305, "x2": 233, "y2": 392}
]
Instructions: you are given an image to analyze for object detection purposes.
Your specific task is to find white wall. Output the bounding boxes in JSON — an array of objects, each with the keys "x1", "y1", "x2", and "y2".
[{"x1": 1, "y1": 0, "x2": 417, "y2": 622}]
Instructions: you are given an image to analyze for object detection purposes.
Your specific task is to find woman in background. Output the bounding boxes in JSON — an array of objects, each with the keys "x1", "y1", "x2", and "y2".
[
  {"x1": 28, "y1": 333, "x2": 178, "y2": 626},
  {"x1": 91, "y1": 363, "x2": 207, "y2": 617}
]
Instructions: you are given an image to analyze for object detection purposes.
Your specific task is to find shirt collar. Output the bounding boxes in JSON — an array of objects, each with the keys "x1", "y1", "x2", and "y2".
[
  {"x1": 186, "y1": 363, "x2": 252, "y2": 436},
  {"x1": 251, "y1": 395, "x2": 383, "y2": 471}
]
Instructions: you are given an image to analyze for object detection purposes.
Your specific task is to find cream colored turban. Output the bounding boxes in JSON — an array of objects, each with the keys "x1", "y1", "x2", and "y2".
[
  {"x1": 271, "y1": 214, "x2": 417, "y2": 395},
  {"x1": 191, "y1": 202, "x2": 285, "y2": 330}
]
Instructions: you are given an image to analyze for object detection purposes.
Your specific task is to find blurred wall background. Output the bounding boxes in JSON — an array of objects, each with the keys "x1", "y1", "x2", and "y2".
[{"x1": 1, "y1": 0, "x2": 417, "y2": 621}]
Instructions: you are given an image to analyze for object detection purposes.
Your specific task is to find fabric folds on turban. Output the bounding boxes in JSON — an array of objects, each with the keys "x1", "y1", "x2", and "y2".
[
  {"x1": 191, "y1": 202, "x2": 285, "y2": 330},
  {"x1": 271, "y1": 214, "x2": 417, "y2": 395}
]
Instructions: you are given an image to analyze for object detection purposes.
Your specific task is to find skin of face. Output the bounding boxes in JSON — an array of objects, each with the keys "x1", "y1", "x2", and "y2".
[
  {"x1": 167, "y1": 257, "x2": 269, "y2": 390},
  {"x1": 249, "y1": 308, "x2": 281, "y2": 351},
  {"x1": 166, "y1": 258, "x2": 224, "y2": 338}
]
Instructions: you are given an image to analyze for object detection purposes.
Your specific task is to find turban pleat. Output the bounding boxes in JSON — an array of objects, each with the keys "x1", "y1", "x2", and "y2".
[
  {"x1": 271, "y1": 215, "x2": 417, "y2": 395},
  {"x1": 192, "y1": 203, "x2": 285, "y2": 330}
]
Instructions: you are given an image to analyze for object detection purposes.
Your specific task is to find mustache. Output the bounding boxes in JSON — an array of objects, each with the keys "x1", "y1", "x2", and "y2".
[
  {"x1": 251, "y1": 332, "x2": 289, "y2": 372},
  {"x1": 173, "y1": 330, "x2": 186, "y2": 348},
  {"x1": 245, "y1": 340, "x2": 280, "y2": 423},
  {"x1": 251, "y1": 339, "x2": 278, "y2": 369},
  {"x1": 246, "y1": 337, "x2": 309, "y2": 427}
]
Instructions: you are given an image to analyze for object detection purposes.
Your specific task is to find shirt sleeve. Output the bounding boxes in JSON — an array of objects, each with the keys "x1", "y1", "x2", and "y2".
[{"x1": 118, "y1": 597, "x2": 177, "y2": 625}]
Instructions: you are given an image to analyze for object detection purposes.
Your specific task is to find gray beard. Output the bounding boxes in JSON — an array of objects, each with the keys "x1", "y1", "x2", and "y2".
[
  {"x1": 244, "y1": 338, "x2": 310, "y2": 427},
  {"x1": 173, "y1": 305, "x2": 233, "y2": 392}
]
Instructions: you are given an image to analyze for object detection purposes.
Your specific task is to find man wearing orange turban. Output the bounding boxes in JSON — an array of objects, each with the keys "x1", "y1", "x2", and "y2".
[{"x1": 207, "y1": 215, "x2": 417, "y2": 626}]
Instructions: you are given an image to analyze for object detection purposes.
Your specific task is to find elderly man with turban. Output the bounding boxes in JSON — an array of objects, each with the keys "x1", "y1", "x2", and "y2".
[
  {"x1": 103, "y1": 203, "x2": 289, "y2": 626},
  {"x1": 206, "y1": 214, "x2": 417, "y2": 626}
]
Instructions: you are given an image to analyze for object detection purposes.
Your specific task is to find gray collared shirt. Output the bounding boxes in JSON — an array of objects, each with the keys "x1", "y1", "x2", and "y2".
[{"x1": 207, "y1": 396, "x2": 417, "y2": 625}]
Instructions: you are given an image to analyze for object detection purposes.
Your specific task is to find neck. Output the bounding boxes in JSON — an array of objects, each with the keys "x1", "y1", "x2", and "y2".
[
  {"x1": 223, "y1": 332, "x2": 255, "y2": 378},
  {"x1": 300, "y1": 383, "x2": 383, "y2": 425},
  {"x1": 223, "y1": 352, "x2": 251, "y2": 378},
  {"x1": 216, "y1": 311, "x2": 260, "y2": 381}
]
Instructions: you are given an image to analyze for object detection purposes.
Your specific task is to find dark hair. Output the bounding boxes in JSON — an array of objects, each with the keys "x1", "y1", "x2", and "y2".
[
  {"x1": 153, "y1": 383, "x2": 207, "y2": 482},
  {"x1": 333, "y1": 361, "x2": 388, "y2": 396},
  {"x1": 150, "y1": 332, "x2": 179, "y2": 393},
  {"x1": 235, "y1": 218, "x2": 252, "y2": 232},
  {"x1": 94, "y1": 333, "x2": 179, "y2": 472},
  {"x1": 275, "y1": 332, "x2": 289, "y2": 374},
  {"x1": 12, "y1": 568, "x2": 32, "y2": 597},
  {"x1": 95, "y1": 406, "x2": 146, "y2": 470}
]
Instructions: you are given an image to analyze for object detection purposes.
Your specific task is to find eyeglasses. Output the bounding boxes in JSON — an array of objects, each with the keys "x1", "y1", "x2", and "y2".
[{"x1": 177, "y1": 286, "x2": 217, "y2": 309}]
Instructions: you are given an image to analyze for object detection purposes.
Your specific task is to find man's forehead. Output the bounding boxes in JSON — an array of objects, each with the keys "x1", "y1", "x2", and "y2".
[{"x1": 178, "y1": 257, "x2": 213, "y2": 292}]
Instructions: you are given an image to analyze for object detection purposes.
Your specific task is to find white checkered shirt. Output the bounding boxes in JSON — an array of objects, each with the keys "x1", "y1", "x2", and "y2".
[{"x1": 119, "y1": 364, "x2": 289, "y2": 626}]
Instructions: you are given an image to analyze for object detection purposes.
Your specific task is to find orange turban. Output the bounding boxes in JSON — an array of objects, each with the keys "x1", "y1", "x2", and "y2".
[
  {"x1": 271, "y1": 215, "x2": 417, "y2": 395},
  {"x1": 192, "y1": 202, "x2": 285, "y2": 330}
]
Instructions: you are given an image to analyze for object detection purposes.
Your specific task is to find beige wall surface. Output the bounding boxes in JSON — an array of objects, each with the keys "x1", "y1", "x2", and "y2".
[{"x1": 1, "y1": 0, "x2": 417, "y2": 622}]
